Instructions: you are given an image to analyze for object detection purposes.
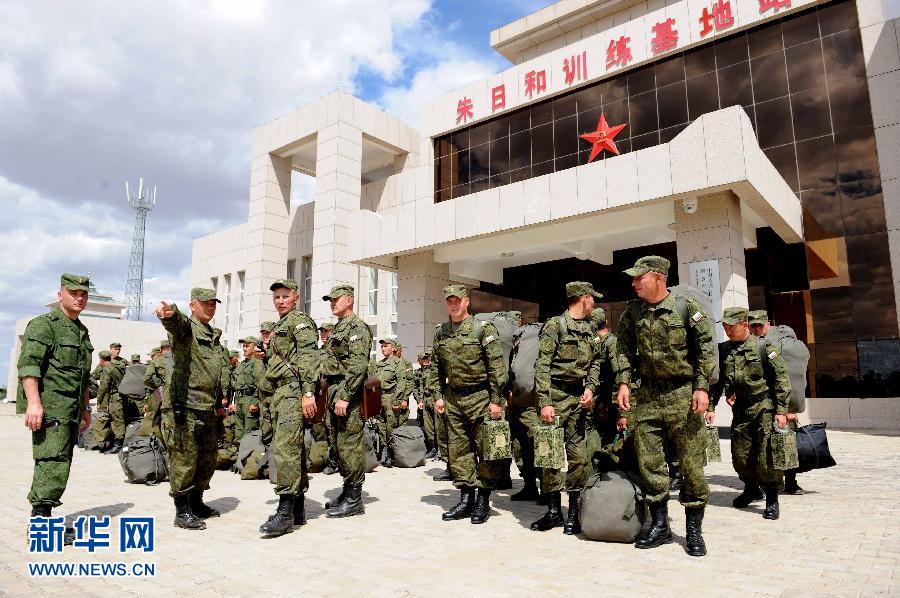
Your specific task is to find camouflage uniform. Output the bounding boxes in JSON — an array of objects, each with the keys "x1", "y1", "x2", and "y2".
[
  {"x1": 233, "y1": 354, "x2": 265, "y2": 443},
  {"x1": 143, "y1": 344, "x2": 169, "y2": 439},
  {"x1": 586, "y1": 318, "x2": 624, "y2": 450},
  {"x1": 429, "y1": 314, "x2": 508, "y2": 490},
  {"x1": 264, "y1": 303, "x2": 319, "y2": 498},
  {"x1": 712, "y1": 310, "x2": 792, "y2": 493},
  {"x1": 17, "y1": 274, "x2": 93, "y2": 510},
  {"x1": 413, "y1": 358, "x2": 436, "y2": 453},
  {"x1": 397, "y1": 355, "x2": 414, "y2": 427},
  {"x1": 158, "y1": 301, "x2": 230, "y2": 501},
  {"x1": 374, "y1": 345, "x2": 406, "y2": 461},
  {"x1": 105, "y1": 359, "x2": 129, "y2": 443},
  {"x1": 320, "y1": 293, "x2": 373, "y2": 488}
]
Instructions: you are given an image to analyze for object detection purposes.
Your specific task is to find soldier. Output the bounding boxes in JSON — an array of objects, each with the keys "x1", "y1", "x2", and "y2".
[
  {"x1": 413, "y1": 350, "x2": 437, "y2": 459},
  {"x1": 429, "y1": 285, "x2": 507, "y2": 524},
  {"x1": 749, "y1": 309, "x2": 809, "y2": 496},
  {"x1": 143, "y1": 339, "x2": 171, "y2": 440},
  {"x1": 588, "y1": 307, "x2": 624, "y2": 445},
  {"x1": 257, "y1": 279, "x2": 319, "y2": 537},
  {"x1": 316, "y1": 323, "x2": 339, "y2": 475},
  {"x1": 130, "y1": 354, "x2": 141, "y2": 364},
  {"x1": 98, "y1": 348, "x2": 127, "y2": 454},
  {"x1": 155, "y1": 288, "x2": 231, "y2": 530},
  {"x1": 320, "y1": 285, "x2": 373, "y2": 518},
  {"x1": 18, "y1": 273, "x2": 93, "y2": 544},
  {"x1": 616, "y1": 256, "x2": 715, "y2": 557},
  {"x1": 232, "y1": 337, "x2": 264, "y2": 444},
  {"x1": 374, "y1": 338, "x2": 406, "y2": 468},
  {"x1": 710, "y1": 307, "x2": 792, "y2": 519},
  {"x1": 260, "y1": 321, "x2": 275, "y2": 348},
  {"x1": 530, "y1": 282, "x2": 600, "y2": 535},
  {"x1": 109, "y1": 342, "x2": 126, "y2": 365},
  {"x1": 319, "y1": 322, "x2": 334, "y2": 346},
  {"x1": 150, "y1": 347, "x2": 161, "y2": 360},
  {"x1": 395, "y1": 344, "x2": 415, "y2": 427}
]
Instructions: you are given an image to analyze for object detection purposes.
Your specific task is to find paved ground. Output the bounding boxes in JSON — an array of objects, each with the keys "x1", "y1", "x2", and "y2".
[{"x1": 0, "y1": 404, "x2": 898, "y2": 597}]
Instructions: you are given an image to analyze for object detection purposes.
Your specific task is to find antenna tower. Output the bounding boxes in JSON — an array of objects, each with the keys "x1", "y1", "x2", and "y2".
[{"x1": 124, "y1": 178, "x2": 156, "y2": 320}]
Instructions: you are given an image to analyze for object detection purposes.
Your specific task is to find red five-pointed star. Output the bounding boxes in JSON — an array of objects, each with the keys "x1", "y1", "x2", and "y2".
[{"x1": 580, "y1": 113, "x2": 628, "y2": 162}]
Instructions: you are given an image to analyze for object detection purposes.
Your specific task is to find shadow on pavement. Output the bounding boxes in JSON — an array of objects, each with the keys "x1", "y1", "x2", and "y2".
[
  {"x1": 206, "y1": 496, "x2": 239, "y2": 515},
  {"x1": 65, "y1": 502, "x2": 134, "y2": 523}
]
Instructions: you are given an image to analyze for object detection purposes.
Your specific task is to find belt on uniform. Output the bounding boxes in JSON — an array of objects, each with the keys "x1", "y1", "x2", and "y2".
[
  {"x1": 641, "y1": 376, "x2": 692, "y2": 389},
  {"x1": 324, "y1": 375, "x2": 344, "y2": 385},
  {"x1": 449, "y1": 382, "x2": 489, "y2": 395},
  {"x1": 550, "y1": 379, "x2": 584, "y2": 396}
]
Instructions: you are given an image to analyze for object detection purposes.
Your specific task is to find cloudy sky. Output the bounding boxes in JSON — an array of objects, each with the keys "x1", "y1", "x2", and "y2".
[{"x1": 0, "y1": 0, "x2": 553, "y2": 380}]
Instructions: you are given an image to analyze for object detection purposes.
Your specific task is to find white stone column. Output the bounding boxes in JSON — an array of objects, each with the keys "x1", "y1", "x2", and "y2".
[
  {"x1": 674, "y1": 191, "x2": 749, "y2": 314},
  {"x1": 396, "y1": 251, "x2": 454, "y2": 356},
  {"x1": 310, "y1": 121, "x2": 364, "y2": 322},
  {"x1": 243, "y1": 152, "x2": 291, "y2": 335}
]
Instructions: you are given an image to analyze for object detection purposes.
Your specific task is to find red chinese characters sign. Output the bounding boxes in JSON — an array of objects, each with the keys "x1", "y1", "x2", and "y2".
[
  {"x1": 524, "y1": 69, "x2": 547, "y2": 99},
  {"x1": 606, "y1": 36, "x2": 632, "y2": 69},
  {"x1": 699, "y1": 0, "x2": 735, "y2": 37}
]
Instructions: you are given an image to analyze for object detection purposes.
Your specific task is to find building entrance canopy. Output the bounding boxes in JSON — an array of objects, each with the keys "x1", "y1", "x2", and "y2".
[{"x1": 348, "y1": 106, "x2": 803, "y2": 278}]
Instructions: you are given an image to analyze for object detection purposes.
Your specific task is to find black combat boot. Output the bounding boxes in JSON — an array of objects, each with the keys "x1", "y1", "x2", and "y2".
[
  {"x1": 470, "y1": 489, "x2": 491, "y2": 524},
  {"x1": 327, "y1": 483, "x2": 364, "y2": 518},
  {"x1": 635, "y1": 502, "x2": 672, "y2": 549},
  {"x1": 190, "y1": 489, "x2": 220, "y2": 518},
  {"x1": 424, "y1": 437, "x2": 436, "y2": 460},
  {"x1": 685, "y1": 507, "x2": 707, "y2": 557},
  {"x1": 668, "y1": 463, "x2": 683, "y2": 491},
  {"x1": 442, "y1": 487, "x2": 475, "y2": 521},
  {"x1": 173, "y1": 495, "x2": 206, "y2": 530},
  {"x1": 103, "y1": 439, "x2": 123, "y2": 454},
  {"x1": 259, "y1": 494, "x2": 295, "y2": 536},
  {"x1": 510, "y1": 478, "x2": 539, "y2": 502},
  {"x1": 762, "y1": 486, "x2": 780, "y2": 520},
  {"x1": 323, "y1": 450, "x2": 339, "y2": 475},
  {"x1": 563, "y1": 491, "x2": 581, "y2": 535},
  {"x1": 432, "y1": 465, "x2": 453, "y2": 481},
  {"x1": 496, "y1": 475, "x2": 513, "y2": 491},
  {"x1": 530, "y1": 492, "x2": 564, "y2": 531},
  {"x1": 294, "y1": 492, "x2": 306, "y2": 526},
  {"x1": 325, "y1": 481, "x2": 348, "y2": 509},
  {"x1": 732, "y1": 484, "x2": 764, "y2": 508},
  {"x1": 381, "y1": 446, "x2": 394, "y2": 468},
  {"x1": 783, "y1": 471, "x2": 804, "y2": 495}
]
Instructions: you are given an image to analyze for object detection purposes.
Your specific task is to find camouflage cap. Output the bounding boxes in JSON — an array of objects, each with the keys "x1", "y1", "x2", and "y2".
[
  {"x1": 506, "y1": 310, "x2": 523, "y2": 321},
  {"x1": 229, "y1": 350, "x2": 239, "y2": 357},
  {"x1": 748, "y1": 310, "x2": 769, "y2": 325},
  {"x1": 443, "y1": 284, "x2": 467, "y2": 299},
  {"x1": 150, "y1": 347, "x2": 160, "y2": 355},
  {"x1": 160, "y1": 339, "x2": 171, "y2": 348},
  {"x1": 269, "y1": 278, "x2": 298, "y2": 291},
  {"x1": 318, "y1": 323, "x2": 334, "y2": 331},
  {"x1": 130, "y1": 354, "x2": 140, "y2": 361},
  {"x1": 590, "y1": 307, "x2": 607, "y2": 324},
  {"x1": 109, "y1": 342, "x2": 122, "y2": 348},
  {"x1": 379, "y1": 338, "x2": 399, "y2": 348},
  {"x1": 566, "y1": 281, "x2": 603, "y2": 299},
  {"x1": 723, "y1": 307, "x2": 749, "y2": 325},
  {"x1": 418, "y1": 348, "x2": 432, "y2": 360},
  {"x1": 240, "y1": 336, "x2": 259, "y2": 345},
  {"x1": 623, "y1": 255, "x2": 671, "y2": 277},
  {"x1": 191, "y1": 287, "x2": 221, "y2": 303},
  {"x1": 260, "y1": 321, "x2": 276, "y2": 333},
  {"x1": 60, "y1": 273, "x2": 90, "y2": 291},
  {"x1": 98, "y1": 350, "x2": 112, "y2": 360},
  {"x1": 322, "y1": 284, "x2": 354, "y2": 300}
]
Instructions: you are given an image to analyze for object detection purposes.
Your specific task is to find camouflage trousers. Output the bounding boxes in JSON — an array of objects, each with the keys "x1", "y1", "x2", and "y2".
[
  {"x1": 435, "y1": 404, "x2": 449, "y2": 460},
  {"x1": 28, "y1": 421, "x2": 77, "y2": 507},
  {"x1": 161, "y1": 408, "x2": 218, "y2": 498},
  {"x1": 508, "y1": 403, "x2": 540, "y2": 483},
  {"x1": 377, "y1": 401, "x2": 399, "y2": 452},
  {"x1": 327, "y1": 380, "x2": 366, "y2": 485},
  {"x1": 633, "y1": 378, "x2": 709, "y2": 508},
  {"x1": 216, "y1": 414, "x2": 237, "y2": 470},
  {"x1": 445, "y1": 387, "x2": 502, "y2": 490},
  {"x1": 109, "y1": 393, "x2": 125, "y2": 440},
  {"x1": 732, "y1": 407, "x2": 783, "y2": 488},
  {"x1": 540, "y1": 391, "x2": 589, "y2": 494},
  {"x1": 233, "y1": 394, "x2": 260, "y2": 444},
  {"x1": 271, "y1": 385, "x2": 309, "y2": 496},
  {"x1": 420, "y1": 396, "x2": 436, "y2": 449}
]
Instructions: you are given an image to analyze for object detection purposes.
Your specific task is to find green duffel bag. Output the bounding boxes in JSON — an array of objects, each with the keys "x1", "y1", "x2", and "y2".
[
  {"x1": 118, "y1": 436, "x2": 168, "y2": 485},
  {"x1": 392, "y1": 425, "x2": 427, "y2": 467},
  {"x1": 580, "y1": 470, "x2": 647, "y2": 543}
]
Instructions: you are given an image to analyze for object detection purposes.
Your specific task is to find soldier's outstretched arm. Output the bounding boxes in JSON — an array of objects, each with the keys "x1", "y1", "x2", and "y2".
[{"x1": 157, "y1": 302, "x2": 191, "y2": 340}]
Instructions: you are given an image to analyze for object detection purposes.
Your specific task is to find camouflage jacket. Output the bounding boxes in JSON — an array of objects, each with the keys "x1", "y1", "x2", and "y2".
[
  {"x1": 143, "y1": 354, "x2": 167, "y2": 396},
  {"x1": 90, "y1": 364, "x2": 103, "y2": 382},
  {"x1": 375, "y1": 355, "x2": 407, "y2": 407},
  {"x1": 16, "y1": 307, "x2": 93, "y2": 424},
  {"x1": 159, "y1": 305, "x2": 230, "y2": 411},
  {"x1": 320, "y1": 312, "x2": 373, "y2": 404},
  {"x1": 264, "y1": 310, "x2": 319, "y2": 394},
  {"x1": 616, "y1": 293, "x2": 716, "y2": 391},
  {"x1": 711, "y1": 335, "x2": 792, "y2": 417},
  {"x1": 412, "y1": 366, "x2": 431, "y2": 405},
  {"x1": 97, "y1": 361, "x2": 125, "y2": 412},
  {"x1": 428, "y1": 315, "x2": 508, "y2": 406},
  {"x1": 586, "y1": 331, "x2": 622, "y2": 405},
  {"x1": 535, "y1": 312, "x2": 596, "y2": 408},
  {"x1": 399, "y1": 357, "x2": 414, "y2": 402},
  {"x1": 232, "y1": 358, "x2": 265, "y2": 405}
]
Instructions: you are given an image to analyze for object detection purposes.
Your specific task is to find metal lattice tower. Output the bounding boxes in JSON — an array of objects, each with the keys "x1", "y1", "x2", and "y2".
[{"x1": 124, "y1": 178, "x2": 156, "y2": 321}]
